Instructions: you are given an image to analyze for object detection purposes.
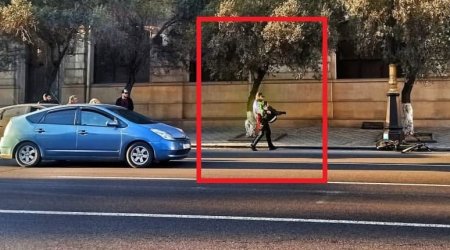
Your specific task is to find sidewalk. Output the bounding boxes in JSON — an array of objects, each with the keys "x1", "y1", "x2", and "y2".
[{"x1": 185, "y1": 127, "x2": 450, "y2": 151}]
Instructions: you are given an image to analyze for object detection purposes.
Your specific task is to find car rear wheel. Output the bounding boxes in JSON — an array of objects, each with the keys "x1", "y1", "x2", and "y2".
[
  {"x1": 126, "y1": 142, "x2": 154, "y2": 168},
  {"x1": 15, "y1": 142, "x2": 41, "y2": 167}
]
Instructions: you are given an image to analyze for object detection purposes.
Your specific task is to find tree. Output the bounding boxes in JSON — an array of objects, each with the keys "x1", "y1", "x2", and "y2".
[
  {"x1": 0, "y1": 0, "x2": 96, "y2": 101},
  {"x1": 343, "y1": 0, "x2": 450, "y2": 135},
  {"x1": 91, "y1": 0, "x2": 210, "y2": 93},
  {"x1": 166, "y1": 0, "x2": 344, "y2": 135},
  {"x1": 91, "y1": 0, "x2": 173, "y2": 92}
]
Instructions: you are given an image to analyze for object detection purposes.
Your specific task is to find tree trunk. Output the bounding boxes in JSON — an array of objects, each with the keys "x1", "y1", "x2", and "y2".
[
  {"x1": 246, "y1": 68, "x2": 267, "y2": 112},
  {"x1": 125, "y1": 71, "x2": 136, "y2": 93},
  {"x1": 401, "y1": 75, "x2": 415, "y2": 136},
  {"x1": 244, "y1": 68, "x2": 267, "y2": 137}
]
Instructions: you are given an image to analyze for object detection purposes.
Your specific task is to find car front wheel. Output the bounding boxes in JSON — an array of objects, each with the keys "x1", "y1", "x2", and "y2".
[
  {"x1": 126, "y1": 142, "x2": 154, "y2": 168},
  {"x1": 15, "y1": 142, "x2": 41, "y2": 167}
]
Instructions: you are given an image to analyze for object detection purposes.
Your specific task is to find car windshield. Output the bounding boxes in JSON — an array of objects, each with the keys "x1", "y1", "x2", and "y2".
[{"x1": 105, "y1": 106, "x2": 156, "y2": 124}]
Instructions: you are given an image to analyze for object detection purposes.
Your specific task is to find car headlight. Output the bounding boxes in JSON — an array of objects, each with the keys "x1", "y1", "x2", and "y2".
[{"x1": 151, "y1": 129, "x2": 174, "y2": 140}]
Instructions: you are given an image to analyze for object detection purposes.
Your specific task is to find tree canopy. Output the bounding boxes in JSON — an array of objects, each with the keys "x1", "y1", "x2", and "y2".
[
  {"x1": 166, "y1": 0, "x2": 344, "y2": 111},
  {"x1": 91, "y1": 0, "x2": 176, "y2": 91},
  {"x1": 1, "y1": 0, "x2": 96, "y2": 98},
  {"x1": 343, "y1": 0, "x2": 450, "y2": 134},
  {"x1": 343, "y1": 0, "x2": 450, "y2": 101}
]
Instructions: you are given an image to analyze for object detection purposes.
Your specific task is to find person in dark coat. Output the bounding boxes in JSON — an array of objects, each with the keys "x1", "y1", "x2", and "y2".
[
  {"x1": 115, "y1": 89, "x2": 134, "y2": 111},
  {"x1": 251, "y1": 101, "x2": 277, "y2": 151},
  {"x1": 38, "y1": 93, "x2": 59, "y2": 104}
]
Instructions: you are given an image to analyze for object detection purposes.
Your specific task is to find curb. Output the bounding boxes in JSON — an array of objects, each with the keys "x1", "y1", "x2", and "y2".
[
  {"x1": 193, "y1": 144, "x2": 376, "y2": 150},
  {"x1": 191, "y1": 144, "x2": 450, "y2": 151}
]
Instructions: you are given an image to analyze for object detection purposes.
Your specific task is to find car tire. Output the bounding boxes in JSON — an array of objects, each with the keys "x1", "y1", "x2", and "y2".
[
  {"x1": 126, "y1": 142, "x2": 154, "y2": 168},
  {"x1": 15, "y1": 142, "x2": 41, "y2": 167}
]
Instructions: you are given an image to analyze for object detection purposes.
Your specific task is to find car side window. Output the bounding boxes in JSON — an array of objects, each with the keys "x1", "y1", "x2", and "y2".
[
  {"x1": 41, "y1": 109, "x2": 76, "y2": 125},
  {"x1": 81, "y1": 110, "x2": 114, "y2": 127}
]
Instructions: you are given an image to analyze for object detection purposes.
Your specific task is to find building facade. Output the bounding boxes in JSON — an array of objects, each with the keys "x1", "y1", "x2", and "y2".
[{"x1": 1, "y1": 38, "x2": 450, "y2": 128}]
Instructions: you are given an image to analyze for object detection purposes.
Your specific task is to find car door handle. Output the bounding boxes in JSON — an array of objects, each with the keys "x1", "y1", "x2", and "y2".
[
  {"x1": 35, "y1": 128, "x2": 45, "y2": 133},
  {"x1": 78, "y1": 130, "x2": 88, "y2": 135}
]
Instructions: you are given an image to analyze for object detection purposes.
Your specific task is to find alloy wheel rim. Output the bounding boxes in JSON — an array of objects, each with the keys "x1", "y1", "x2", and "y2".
[
  {"x1": 19, "y1": 145, "x2": 37, "y2": 165},
  {"x1": 131, "y1": 146, "x2": 150, "y2": 165}
]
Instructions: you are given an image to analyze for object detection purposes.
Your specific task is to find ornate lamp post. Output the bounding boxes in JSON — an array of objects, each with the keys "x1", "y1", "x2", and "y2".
[{"x1": 383, "y1": 64, "x2": 403, "y2": 142}]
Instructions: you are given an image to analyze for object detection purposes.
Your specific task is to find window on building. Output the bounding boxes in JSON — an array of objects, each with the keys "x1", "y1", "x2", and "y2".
[
  {"x1": 93, "y1": 44, "x2": 149, "y2": 83},
  {"x1": 336, "y1": 40, "x2": 390, "y2": 79}
]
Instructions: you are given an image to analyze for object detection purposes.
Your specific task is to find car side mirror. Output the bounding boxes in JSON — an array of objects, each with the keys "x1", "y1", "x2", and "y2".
[{"x1": 106, "y1": 119, "x2": 119, "y2": 127}]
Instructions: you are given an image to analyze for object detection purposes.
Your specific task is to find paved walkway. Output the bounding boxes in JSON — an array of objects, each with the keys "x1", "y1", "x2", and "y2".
[{"x1": 185, "y1": 127, "x2": 450, "y2": 151}]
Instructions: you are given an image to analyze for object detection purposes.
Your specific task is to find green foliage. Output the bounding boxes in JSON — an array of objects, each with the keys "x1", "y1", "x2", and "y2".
[
  {"x1": 0, "y1": 0, "x2": 97, "y2": 94},
  {"x1": 343, "y1": 0, "x2": 450, "y2": 78},
  {"x1": 91, "y1": 0, "x2": 185, "y2": 88},
  {"x1": 166, "y1": 0, "x2": 344, "y2": 81}
]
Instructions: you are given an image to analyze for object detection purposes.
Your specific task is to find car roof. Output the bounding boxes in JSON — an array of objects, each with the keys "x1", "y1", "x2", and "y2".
[
  {"x1": 33, "y1": 104, "x2": 127, "y2": 112},
  {"x1": 0, "y1": 103, "x2": 58, "y2": 111}
]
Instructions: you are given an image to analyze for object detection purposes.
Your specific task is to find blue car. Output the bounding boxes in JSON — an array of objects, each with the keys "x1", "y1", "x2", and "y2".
[{"x1": 0, "y1": 104, "x2": 191, "y2": 168}]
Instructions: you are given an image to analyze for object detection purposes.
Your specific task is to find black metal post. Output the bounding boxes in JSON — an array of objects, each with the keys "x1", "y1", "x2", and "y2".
[{"x1": 383, "y1": 64, "x2": 403, "y2": 142}]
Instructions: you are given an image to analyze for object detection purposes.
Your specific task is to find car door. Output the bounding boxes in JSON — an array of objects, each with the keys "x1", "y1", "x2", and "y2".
[
  {"x1": 34, "y1": 108, "x2": 78, "y2": 158},
  {"x1": 76, "y1": 108, "x2": 122, "y2": 158}
]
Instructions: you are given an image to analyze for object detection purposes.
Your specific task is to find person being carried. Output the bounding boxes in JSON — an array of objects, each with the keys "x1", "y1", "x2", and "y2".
[
  {"x1": 251, "y1": 100, "x2": 277, "y2": 151},
  {"x1": 252, "y1": 92, "x2": 265, "y2": 135},
  {"x1": 115, "y1": 89, "x2": 134, "y2": 110}
]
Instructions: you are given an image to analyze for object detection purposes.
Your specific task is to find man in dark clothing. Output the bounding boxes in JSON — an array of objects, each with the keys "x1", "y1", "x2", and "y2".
[
  {"x1": 38, "y1": 93, "x2": 59, "y2": 104},
  {"x1": 115, "y1": 89, "x2": 134, "y2": 111},
  {"x1": 251, "y1": 101, "x2": 277, "y2": 151}
]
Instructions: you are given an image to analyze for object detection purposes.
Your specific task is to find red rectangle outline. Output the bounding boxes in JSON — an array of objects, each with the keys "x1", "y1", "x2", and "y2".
[{"x1": 196, "y1": 16, "x2": 328, "y2": 184}]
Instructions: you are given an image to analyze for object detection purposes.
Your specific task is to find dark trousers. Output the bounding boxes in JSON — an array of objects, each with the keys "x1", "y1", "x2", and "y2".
[{"x1": 251, "y1": 122, "x2": 274, "y2": 148}]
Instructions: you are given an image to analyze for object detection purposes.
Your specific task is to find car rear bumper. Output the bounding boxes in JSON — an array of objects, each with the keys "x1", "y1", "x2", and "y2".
[{"x1": 0, "y1": 152, "x2": 13, "y2": 159}]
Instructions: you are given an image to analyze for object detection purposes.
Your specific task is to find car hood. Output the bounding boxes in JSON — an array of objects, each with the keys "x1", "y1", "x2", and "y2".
[{"x1": 143, "y1": 123, "x2": 188, "y2": 139}]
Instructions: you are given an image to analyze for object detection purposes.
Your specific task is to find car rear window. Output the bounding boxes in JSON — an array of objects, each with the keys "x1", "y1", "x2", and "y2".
[{"x1": 27, "y1": 112, "x2": 45, "y2": 123}]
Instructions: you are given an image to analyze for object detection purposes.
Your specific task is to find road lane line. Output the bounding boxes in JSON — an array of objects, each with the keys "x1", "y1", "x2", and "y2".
[
  {"x1": 53, "y1": 176, "x2": 450, "y2": 187},
  {"x1": 0, "y1": 209, "x2": 449, "y2": 229},
  {"x1": 54, "y1": 176, "x2": 196, "y2": 181},
  {"x1": 329, "y1": 181, "x2": 450, "y2": 187}
]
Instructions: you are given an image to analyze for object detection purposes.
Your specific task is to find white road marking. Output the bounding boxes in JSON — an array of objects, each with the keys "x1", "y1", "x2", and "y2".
[
  {"x1": 329, "y1": 181, "x2": 450, "y2": 187},
  {"x1": 53, "y1": 176, "x2": 450, "y2": 187},
  {"x1": 0, "y1": 209, "x2": 449, "y2": 229},
  {"x1": 55, "y1": 176, "x2": 196, "y2": 181}
]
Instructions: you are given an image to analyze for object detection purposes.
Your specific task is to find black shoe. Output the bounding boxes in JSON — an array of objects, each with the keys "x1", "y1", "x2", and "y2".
[
  {"x1": 269, "y1": 146, "x2": 277, "y2": 150},
  {"x1": 251, "y1": 145, "x2": 257, "y2": 151}
]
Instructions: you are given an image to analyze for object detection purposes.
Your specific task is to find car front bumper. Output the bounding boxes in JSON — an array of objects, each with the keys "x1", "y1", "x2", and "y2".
[{"x1": 154, "y1": 139, "x2": 191, "y2": 161}]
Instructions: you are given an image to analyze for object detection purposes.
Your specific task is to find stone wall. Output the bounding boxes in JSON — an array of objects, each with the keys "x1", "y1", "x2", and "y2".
[
  {"x1": 86, "y1": 78, "x2": 450, "y2": 128},
  {"x1": 0, "y1": 40, "x2": 26, "y2": 106}
]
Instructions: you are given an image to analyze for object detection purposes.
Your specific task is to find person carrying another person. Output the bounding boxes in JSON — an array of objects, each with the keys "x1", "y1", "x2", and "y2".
[
  {"x1": 115, "y1": 88, "x2": 134, "y2": 110},
  {"x1": 251, "y1": 100, "x2": 277, "y2": 151}
]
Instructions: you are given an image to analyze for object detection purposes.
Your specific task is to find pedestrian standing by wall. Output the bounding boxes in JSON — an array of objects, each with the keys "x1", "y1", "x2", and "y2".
[
  {"x1": 89, "y1": 98, "x2": 101, "y2": 104},
  {"x1": 251, "y1": 101, "x2": 277, "y2": 151},
  {"x1": 38, "y1": 93, "x2": 59, "y2": 104},
  {"x1": 115, "y1": 89, "x2": 134, "y2": 110},
  {"x1": 67, "y1": 95, "x2": 78, "y2": 104}
]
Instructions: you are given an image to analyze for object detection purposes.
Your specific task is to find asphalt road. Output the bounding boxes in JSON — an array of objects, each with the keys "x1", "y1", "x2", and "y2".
[
  {"x1": 0, "y1": 149, "x2": 449, "y2": 249},
  {"x1": 0, "y1": 179, "x2": 449, "y2": 249}
]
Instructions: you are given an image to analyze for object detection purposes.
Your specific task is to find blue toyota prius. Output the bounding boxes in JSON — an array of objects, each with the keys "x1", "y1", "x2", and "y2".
[{"x1": 0, "y1": 104, "x2": 191, "y2": 168}]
